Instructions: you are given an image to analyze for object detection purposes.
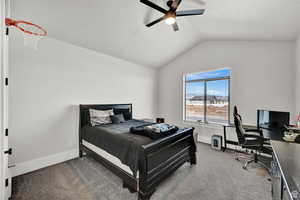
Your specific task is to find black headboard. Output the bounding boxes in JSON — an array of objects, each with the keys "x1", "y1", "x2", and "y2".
[{"x1": 79, "y1": 104, "x2": 133, "y2": 129}]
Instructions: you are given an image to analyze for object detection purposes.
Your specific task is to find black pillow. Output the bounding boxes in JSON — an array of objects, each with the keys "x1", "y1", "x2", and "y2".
[
  {"x1": 114, "y1": 108, "x2": 131, "y2": 120},
  {"x1": 110, "y1": 114, "x2": 126, "y2": 124}
]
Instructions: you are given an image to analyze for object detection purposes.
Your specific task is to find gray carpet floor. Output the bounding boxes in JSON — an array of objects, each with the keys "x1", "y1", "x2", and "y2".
[{"x1": 11, "y1": 143, "x2": 271, "y2": 200}]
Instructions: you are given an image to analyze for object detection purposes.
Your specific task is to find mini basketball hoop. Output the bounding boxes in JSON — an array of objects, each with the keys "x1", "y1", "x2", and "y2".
[{"x1": 5, "y1": 18, "x2": 47, "y2": 50}]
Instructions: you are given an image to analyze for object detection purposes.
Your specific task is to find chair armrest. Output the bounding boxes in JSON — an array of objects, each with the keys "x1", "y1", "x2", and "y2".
[
  {"x1": 243, "y1": 134, "x2": 263, "y2": 139},
  {"x1": 244, "y1": 134, "x2": 264, "y2": 145},
  {"x1": 245, "y1": 129, "x2": 263, "y2": 136},
  {"x1": 245, "y1": 134, "x2": 271, "y2": 146}
]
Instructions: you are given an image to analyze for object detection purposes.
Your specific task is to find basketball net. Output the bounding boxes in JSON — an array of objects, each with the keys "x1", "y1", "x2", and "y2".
[
  {"x1": 23, "y1": 32, "x2": 41, "y2": 50},
  {"x1": 5, "y1": 18, "x2": 47, "y2": 50}
]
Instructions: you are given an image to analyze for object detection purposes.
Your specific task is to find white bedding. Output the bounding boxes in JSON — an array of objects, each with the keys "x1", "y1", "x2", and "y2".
[{"x1": 82, "y1": 140, "x2": 139, "y2": 178}]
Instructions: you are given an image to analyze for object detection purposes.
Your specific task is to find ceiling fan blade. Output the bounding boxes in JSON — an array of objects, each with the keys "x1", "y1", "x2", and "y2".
[
  {"x1": 146, "y1": 16, "x2": 165, "y2": 27},
  {"x1": 172, "y1": 22, "x2": 179, "y2": 31},
  {"x1": 140, "y1": 0, "x2": 168, "y2": 14},
  {"x1": 176, "y1": 9, "x2": 205, "y2": 17}
]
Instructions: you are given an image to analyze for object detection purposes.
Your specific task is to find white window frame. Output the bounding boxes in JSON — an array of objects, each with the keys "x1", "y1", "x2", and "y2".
[{"x1": 183, "y1": 69, "x2": 231, "y2": 125}]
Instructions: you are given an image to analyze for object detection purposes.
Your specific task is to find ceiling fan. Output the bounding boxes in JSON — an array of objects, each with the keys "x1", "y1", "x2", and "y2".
[{"x1": 140, "y1": 0, "x2": 205, "y2": 31}]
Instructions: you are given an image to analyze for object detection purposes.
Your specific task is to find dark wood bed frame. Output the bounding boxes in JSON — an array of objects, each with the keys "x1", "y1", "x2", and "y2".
[{"x1": 79, "y1": 104, "x2": 197, "y2": 200}]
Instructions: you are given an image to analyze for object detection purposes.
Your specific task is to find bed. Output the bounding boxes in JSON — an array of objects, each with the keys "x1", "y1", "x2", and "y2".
[{"x1": 79, "y1": 104, "x2": 196, "y2": 200}]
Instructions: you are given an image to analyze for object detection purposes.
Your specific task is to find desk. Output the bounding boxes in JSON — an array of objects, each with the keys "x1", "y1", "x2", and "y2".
[
  {"x1": 266, "y1": 129, "x2": 300, "y2": 200},
  {"x1": 271, "y1": 140, "x2": 300, "y2": 200},
  {"x1": 223, "y1": 125, "x2": 300, "y2": 200}
]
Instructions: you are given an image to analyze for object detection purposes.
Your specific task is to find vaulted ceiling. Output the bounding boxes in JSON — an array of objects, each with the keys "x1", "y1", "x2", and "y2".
[{"x1": 12, "y1": 0, "x2": 300, "y2": 68}]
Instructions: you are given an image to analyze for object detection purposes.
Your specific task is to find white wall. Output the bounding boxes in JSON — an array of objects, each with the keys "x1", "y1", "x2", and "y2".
[
  {"x1": 158, "y1": 41, "x2": 295, "y2": 141},
  {"x1": 296, "y1": 35, "x2": 300, "y2": 118},
  {"x1": 9, "y1": 32, "x2": 157, "y2": 175}
]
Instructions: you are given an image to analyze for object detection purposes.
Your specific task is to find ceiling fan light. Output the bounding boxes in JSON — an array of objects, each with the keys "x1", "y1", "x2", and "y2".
[{"x1": 165, "y1": 17, "x2": 176, "y2": 25}]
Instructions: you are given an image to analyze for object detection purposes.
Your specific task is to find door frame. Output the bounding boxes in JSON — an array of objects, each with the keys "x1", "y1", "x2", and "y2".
[
  {"x1": 0, "y1": 0, "x2": 9, "y2": 199},
  {"x1": 0, "y1": 0, "x2": 5, "y2": 197}
]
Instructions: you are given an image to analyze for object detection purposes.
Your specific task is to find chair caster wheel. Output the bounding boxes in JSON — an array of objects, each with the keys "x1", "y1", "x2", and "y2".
[
  {"x1": 242, "y1": 166, "x2": 247, "y2": 170},
  {"x1": 235, "y1": 158, "x2": 239, "y2": 161}
]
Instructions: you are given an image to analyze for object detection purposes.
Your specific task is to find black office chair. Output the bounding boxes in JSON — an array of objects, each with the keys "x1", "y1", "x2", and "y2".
[{"x1": 233, "y1": 106, "x2": 270, "y2": 170}]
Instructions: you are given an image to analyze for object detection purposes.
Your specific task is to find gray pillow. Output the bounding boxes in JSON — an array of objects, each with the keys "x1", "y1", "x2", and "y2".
[
  {"x1": 89, "y1": 109, "x2": 113, "y2": 126},
  {"x1": 110, "y1": 114, "x2": 125, "y2": 124}
]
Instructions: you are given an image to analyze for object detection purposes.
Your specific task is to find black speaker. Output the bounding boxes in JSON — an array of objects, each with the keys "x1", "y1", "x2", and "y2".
[{"x1": 156, "y1": 118, "x2": 165, "y2": 123}]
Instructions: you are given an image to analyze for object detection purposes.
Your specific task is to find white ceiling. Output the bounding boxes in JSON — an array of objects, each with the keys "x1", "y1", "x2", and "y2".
[{"x1": 12, "y1": 0, "x2": 300, "y2": 68}]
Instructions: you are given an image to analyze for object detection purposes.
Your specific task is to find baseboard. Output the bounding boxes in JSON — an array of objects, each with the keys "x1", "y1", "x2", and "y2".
[
  {"x1": 197, "y1": 135, "x2": 211, "y2": 144},
  {"x1": 12, "y1": 149, "x2": 79, "y2": 177},
  {"x1": 198, "y1": 135, "x2": 238, "y2": 149}
]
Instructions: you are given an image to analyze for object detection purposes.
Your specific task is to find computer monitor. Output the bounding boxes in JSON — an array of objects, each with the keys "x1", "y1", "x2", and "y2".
[{"x1": 257, "y1": 110, "x2": 290, "y2": 130}]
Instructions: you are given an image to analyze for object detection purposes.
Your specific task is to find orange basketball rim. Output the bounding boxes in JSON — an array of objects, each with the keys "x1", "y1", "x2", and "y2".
[{"x1": 5, "y1": 18, "x2": 47, "y2": 36}]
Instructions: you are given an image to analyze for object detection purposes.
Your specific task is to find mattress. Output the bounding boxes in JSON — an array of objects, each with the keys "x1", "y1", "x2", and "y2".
[
  {"x1": 82, "y1": 140, "x2": 139, "y2": 178},
  {"x1": 81, "y1": 119, "x2": 153, "y2": 177}
]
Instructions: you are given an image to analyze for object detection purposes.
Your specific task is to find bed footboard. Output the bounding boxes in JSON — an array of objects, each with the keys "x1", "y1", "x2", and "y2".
[
  {"x1": 80, "y1": 122, "x2": 196, "y2": 200},
  {"x1": 138, "y1": 128, "x2": 196, "y2": 200}
]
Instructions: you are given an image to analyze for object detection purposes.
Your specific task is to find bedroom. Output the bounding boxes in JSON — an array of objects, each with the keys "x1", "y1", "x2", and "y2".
[{"x1": 0, "y1": 0, "x2": 300, "y2": 200}]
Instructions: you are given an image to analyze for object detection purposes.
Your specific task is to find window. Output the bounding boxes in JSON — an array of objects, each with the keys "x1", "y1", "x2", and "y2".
[{"x1": 184, "y1": 69, "x2": 231, "y2": 124}]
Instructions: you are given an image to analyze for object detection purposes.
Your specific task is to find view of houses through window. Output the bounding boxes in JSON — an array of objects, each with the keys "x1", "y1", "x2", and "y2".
[{"x1": 184, "y1": 69, "x2": 231, "y2": 124}]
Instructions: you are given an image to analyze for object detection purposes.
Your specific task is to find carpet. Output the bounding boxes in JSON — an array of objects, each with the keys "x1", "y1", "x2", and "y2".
[{"x1": 11, "y1": 143, "x2": 271, "y2": 200}]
